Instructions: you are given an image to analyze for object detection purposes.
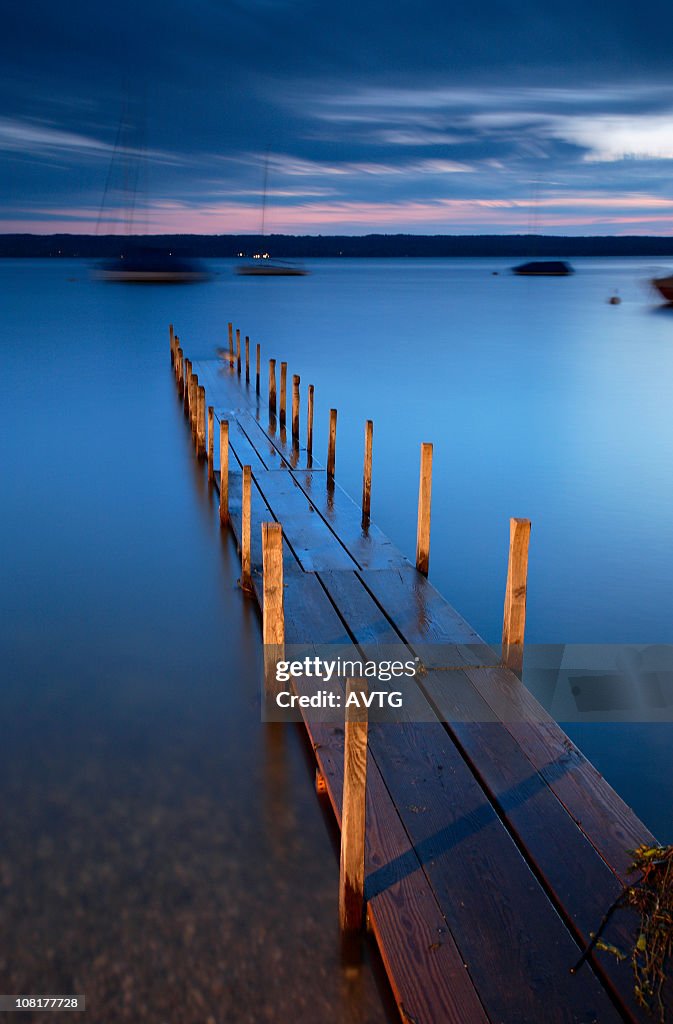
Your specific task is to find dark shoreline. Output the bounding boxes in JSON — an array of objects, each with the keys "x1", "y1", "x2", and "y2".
[{"x1": 4, "y1": 232, "x2": 673, "y2": 259}]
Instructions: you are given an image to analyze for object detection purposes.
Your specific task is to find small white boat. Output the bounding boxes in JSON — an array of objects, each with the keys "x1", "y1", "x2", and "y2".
[{"x1": 236, "y1": 255, "x2": 308, "y2": 277}]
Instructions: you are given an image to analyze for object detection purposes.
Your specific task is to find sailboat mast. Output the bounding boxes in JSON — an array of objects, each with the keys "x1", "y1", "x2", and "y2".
[{"x1": 260, "y1": 151, "x2": 269, "y2": 239}]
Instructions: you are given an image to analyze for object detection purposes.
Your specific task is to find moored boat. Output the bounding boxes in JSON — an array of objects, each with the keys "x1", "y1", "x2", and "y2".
[
  {"x1": 236, "y1": 255, "x2": 308, "y2": 277},
  {"x1": 96, "y1": 247, "x2": 210, "y2": 283},
  {"x1": 652, "y1": 274, "x2": 673, "y2": 303},
  {"x1": 512, "y1": 260, "x2": 574, "y2": 276}
]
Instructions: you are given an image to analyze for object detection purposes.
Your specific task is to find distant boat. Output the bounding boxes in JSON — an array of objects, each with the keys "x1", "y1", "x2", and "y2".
[
  {"x1": 96, "y1": 245, "x2": 210, "y2": 283},
  {"x1": 512, "y1": 260, "x2": 574, "y2": 276},
  {"x1": 94, "y1": 102, "x2": 210, "y2": 285},
  {"x1": 652, "y1": 274, "x2": 673, "y2": 303},
  {"x1": 235, "y1": 152, "x2": 309, "y2": 277},
  {"x1": 236, "y1": 254, "x2": 307, "y2": 277}
]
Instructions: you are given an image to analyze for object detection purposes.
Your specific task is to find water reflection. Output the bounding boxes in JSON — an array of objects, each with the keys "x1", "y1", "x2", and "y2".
[{"x1": 0, "y1": 260, "x2": 393, "y2": 1023}]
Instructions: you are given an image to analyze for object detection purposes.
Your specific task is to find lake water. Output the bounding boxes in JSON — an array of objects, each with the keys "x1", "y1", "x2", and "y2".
[{"x1": 2, "y1": 255, "x2": 673, "y2": 1017}]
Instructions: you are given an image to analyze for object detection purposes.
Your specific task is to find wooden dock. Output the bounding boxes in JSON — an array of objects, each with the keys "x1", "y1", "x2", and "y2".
[{"x1": 170, "y1": 326, "x2": 665, "y2": 1024}]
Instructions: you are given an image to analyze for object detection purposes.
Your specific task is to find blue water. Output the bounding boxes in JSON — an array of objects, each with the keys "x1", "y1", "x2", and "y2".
[{"x1": 2, "y1": 255, "x2": 672, "y2": 1015}]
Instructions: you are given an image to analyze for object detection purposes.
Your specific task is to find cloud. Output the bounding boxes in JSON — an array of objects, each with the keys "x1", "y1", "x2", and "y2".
[{"x1": 0, "y1": 116, "x2": 184, "y2": 165}]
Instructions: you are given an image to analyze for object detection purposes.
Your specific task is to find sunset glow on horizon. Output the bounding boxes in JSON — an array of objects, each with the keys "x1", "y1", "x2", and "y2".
[{"x1": 4, "y1": 4, "x2": 673, "y2": 236}]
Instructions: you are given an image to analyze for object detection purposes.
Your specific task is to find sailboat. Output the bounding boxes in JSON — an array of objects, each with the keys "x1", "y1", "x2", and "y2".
[
  {"x1": 95, "y1": 102, "x2": 210, "y2": 284},
  {"x1": 236, "y1": 155, "x2": 308, "y2": 277}
]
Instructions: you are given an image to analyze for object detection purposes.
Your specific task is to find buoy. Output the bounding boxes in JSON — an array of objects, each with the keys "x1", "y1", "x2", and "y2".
[{"x1": 608, "y1": 293, "x2": 621, "y2": 305}]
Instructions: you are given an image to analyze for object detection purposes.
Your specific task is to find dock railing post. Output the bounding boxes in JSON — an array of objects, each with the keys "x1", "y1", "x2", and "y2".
[
  {"x1": 184, "y1": 359, "x2": 192, "y2": 413},
  {"x1": 190, "y1": 373, "x2": 199, "y2": 434},
  {"x1": 197, "y1": 385, "x2": 206, "y2": 457},
  {"x1": 256, "y1": 343, "x2": 261, "y2": 395},
  {"x1": 339, "y1": 678, "x2": 368, "y2": 937},
  {"x1": 362, "y1": 420, "x2": 373, "y2": 527},
  {"x1": 241, "y1": 466, "x2": 253, "y2": 592},
  {"x1": 415, "y1": 442, "x2": 433, "y2": 576},
  {"x1": 292, "y1": 374, "x2": 300, "y2": 446},
  {"x1": 279, "y1": 362, "x2": 287, "y2": 426},
  {"x1": 262, "y1": 522, "x2": 285, "y2": 685},
  {"x1": 228, "y1": 322, "x2": 233, "y2": 363},
  {"x1": 501, "y1": 518, "x2": 531, "y2": 676},
  {"x1": 245, "y1": 336, "x2": 250, "y2": 384},
  {"x1": 307, "y1": 385, "x2": 314, "y2": 459},
  {"x1": 327, "y1": 409, "x2": 337, "y2": 480},
  {"x1": 208, "y1": 406, "x2": 214, "y2": 481},
  {"x1": 219, "y1": 420, "x2": 229, "y2": 526},
  {"x1": 236, "y1": 329, "x2": 241, "y2": 376},
  {"x1": 269, "y1": 359, "x2": 277, "y2": 417}
]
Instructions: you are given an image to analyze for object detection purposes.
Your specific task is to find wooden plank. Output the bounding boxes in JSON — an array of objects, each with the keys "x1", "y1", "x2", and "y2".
[
  {"x1": 252, "y1": 470, "x2": 358, "y2": 571},
  {"x1": 359, "y1": 566, "x2": 495, "y2": 657},
  {"x1": 292, "y1": 470, "x2": 410, "y2": 571},
  {"x1": 360, "y1": 568, "x2": 656, "y2": 877},
  {"x1": 339, "y1": 678, "x2": 368, "y2": 934},
  {"x1": 214, "y1": 410, "x2": 269, "y2": 472},
  {"x1": 281, "y1": 573, "x2": 492, "y2": 1024},
  {"x1": 238, "y1": 409, "x2": 321, "y2": 471},
  {"x1": 317, "y1": 571, "x2": 621, "y2": 1024}
]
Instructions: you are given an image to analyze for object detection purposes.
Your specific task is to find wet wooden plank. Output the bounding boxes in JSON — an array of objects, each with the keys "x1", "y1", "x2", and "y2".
[
  {"x1": 317, "y1": 571, "x2": 621, "y2": 1024},
  {"x1": 360, "y1": 569, "x2": 656, "y2": 878},
  {"x1": 281, "y1": 573, "x2": 491, "y2": 1024},
  {"x1": 213, "y1": 412, "x2": 269, "y2": 472},
  {"x1": 291, "y1": 470, "x2": 411, "y2": 570},
  {"x1": 252, "y1": 470, "x2": 358, "y2": 572},
  {"x1": 238, "y1": 409, "x2": 324, "y2": 471}
]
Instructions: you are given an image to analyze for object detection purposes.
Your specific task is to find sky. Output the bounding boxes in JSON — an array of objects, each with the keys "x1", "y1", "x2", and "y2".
[{"x1": 4, "y1": 1, "x2": 673, "y2": 235}]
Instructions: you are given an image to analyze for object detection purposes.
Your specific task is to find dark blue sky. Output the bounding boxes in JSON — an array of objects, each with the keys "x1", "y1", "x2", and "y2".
[{"x1": 4, "y1": 1, "x2": 673, "y2": 233}]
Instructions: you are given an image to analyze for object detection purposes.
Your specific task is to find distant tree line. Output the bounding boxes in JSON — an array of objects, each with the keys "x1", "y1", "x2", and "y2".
[{"x1": 4, "y1": 233, "x2": 673, "y2": 258}]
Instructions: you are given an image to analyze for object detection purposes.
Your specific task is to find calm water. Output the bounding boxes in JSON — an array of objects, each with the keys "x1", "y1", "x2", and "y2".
[{"x1": 2, "y1": 256, "x2": 673, "y2": 1016}]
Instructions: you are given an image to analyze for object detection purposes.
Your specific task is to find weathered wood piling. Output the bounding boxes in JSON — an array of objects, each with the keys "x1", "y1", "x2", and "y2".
[
  {"x1": 415, "y1": 442, "x2": 433, "y2": 576},
  {"x1": 502, "y1": 517, "x2": 531, "y2": 674},
  {"x1": 362, "y1": 420, "x2": 373, "y2": 527}
]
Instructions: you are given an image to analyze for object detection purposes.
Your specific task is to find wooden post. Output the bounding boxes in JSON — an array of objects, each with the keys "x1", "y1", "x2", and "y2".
[
  {"x1": 228, "y1": 322, "x2": 233, "y2": 361},
  {"x1": 307, "y1": 385, "x2": 314, "y2": 457},
  {"x1": 362, "y1": 420, "x2": 373, "y2": 527},
  {"x1": 241, "y1": 466, "x2": 253, "y2": 592},
  {"x1": 245, "y1": 336, "x2": 250, "y2": 384},
  {"x1": 415, "y1": 443, "x2": 433, "y2": 576},
  {"x1": 256, "y1": 343, "x2": 261, "y2": 395},
  {"x1": 339, "y1": 679, "x2": 368, "y2": 936},
  {"x1": 327, "y1": 409, "x2": 337, "y2": 479},
  {"x1": 219, "y1": 420, "x2": 229, "y2": 526},
  {"x1": 236, "y1": 329, "x2": 241, "y2": 376},
  {"x1": 292, "y1": 374, "x2": 300, "y2": 445},
  {"x1": 197, "y1": 385, "x2": 206, "y2": 457},
  {"x1": 177, "y1": 347, "x2": 183, "y2": 390},
  {"x1": 279, "y1": 362, "x2": 287, "y2": 426},
  {"x1": 184, "y1": 359, "x2": 192, "y2": 413},
  {"x1": 190, "y1": 373, "x2": 199, "y2": 432},
  {"x1": 169, "y1": 323, "x2": 174, "y2": 364},
  {"x1": 502, "y1": 518, "x2": 531, "y2": 675},
  {"x1": 208, "y1": 406, "x2": 214, "y2": 481},
  {"x1": 269, "y1": 359, "x2": 277, "y2": 416},
  {"x1": 262, "y1": 523, "x2": 285, "y2": 682}
]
